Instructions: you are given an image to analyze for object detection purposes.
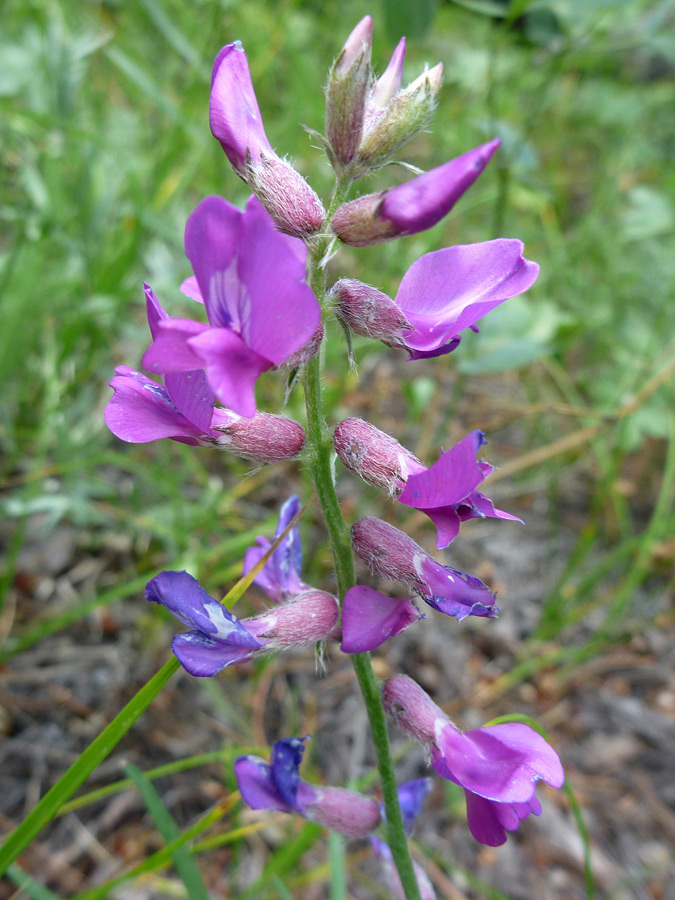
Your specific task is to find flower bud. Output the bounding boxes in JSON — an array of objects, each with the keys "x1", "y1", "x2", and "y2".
[
  {"x1": 332, "y1": 139, "x2": 499, "y2": 247},
  {"x1": 329, "y1": 278, "x2": 410, "y2": 342},
  {"x1": 278, "y1": 322, "x2": 324, "y2": 370},
  {"x1": 369, "y1": 37, "x2": 406, "y2": 109},
  {"x1": 351, "y1": 517, "x2": 498, "y2": 621},
  {"x1": 244, "y1": 590, "x2": 340, "y2": 647},
  {"x1": 304, "y1": 786, "x2": 381, "y2": 838},
  {"x1": 247, "y1": 153, "x2": 325, "y2": 238},
  {"x1": 334, "y1": 418, "x2": 422, "y2": 494},
  {"x1": 211, "y1": 409, "x2": 306, "y2": 461},
  {"x1": 326, "y1": 16, "x2": 372, "y2": 168},
  {"x1": 358, "y1": 62, "x2": 443, "y2": 170},
  {"x1": 382, "y1": 674, "x2": 448, "y2": 747}
]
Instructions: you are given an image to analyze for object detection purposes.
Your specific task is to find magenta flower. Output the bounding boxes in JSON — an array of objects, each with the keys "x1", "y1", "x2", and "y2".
[
  {"x1": 333, "y1": 238, "x2": 539, "y2": 359},
  {"x1": 351, "y1": 517, "x2": 498, "y2": 623},
  {"x1": 341, "y1": 584, "x2": 423, "y2": 653},
  {"x1": 335, "y1": 421, "x2": 520, "y2": 549},
  {"x1": 105, "y1": 283, "x2": 216, "y2": 445},
  {"x1": 332, "y1": 140, "x2": 500, "y2": 246},
  {"x1": 235, "y1": 736, "x2": 381, "y2": 838},
  {"x1": 383, "y1": 675, "x2": 564, "y2": 846},
  {"x1": 146, "y1": 570, "x2": 337, "y2": 677},
  {"x1": 209, "y1": 44, "x2": 325, "y2": 237},
  {"x1": 142, "y1": 195, "x2": 321, "y2": 418},
  {"x1": 242, "y1": 496, "x2": 309, "y2": 604}
]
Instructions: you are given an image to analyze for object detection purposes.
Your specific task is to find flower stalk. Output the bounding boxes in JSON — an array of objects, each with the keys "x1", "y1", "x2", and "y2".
[{"x1": 301, "y1": 232, "x2": 423, "y2": 900}]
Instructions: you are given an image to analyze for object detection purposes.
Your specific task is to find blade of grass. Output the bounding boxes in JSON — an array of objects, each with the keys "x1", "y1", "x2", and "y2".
[
  {"x1": 6, "y1": 864, "x2": 63, "y2": 900},
  {"x1": 238, "y1": 822, "x2": 323, "y2": 900},
  {"x1": 0, "y1": 657, "x2": 179, "y2": 876},
  {"x1": 328, "y1": 831, "x2": 347, "y2": 900},
  {"x1": 124, "y1": 762, "x2": 210, "y2": 900}
]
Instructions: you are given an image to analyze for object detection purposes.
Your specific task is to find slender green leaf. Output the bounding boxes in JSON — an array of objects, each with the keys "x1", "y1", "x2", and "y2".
[
  {"x1": 6, "y1": 864, "x2": 63, "y2": 900},
  {"x1": 124, "y1": 762, "x2": 210, "y2": 900}
]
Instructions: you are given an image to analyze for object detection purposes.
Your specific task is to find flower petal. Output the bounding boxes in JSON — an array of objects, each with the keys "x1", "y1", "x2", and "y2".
[
  {"x1": 420, "y1": 558, "x2": 498, "y2": 620},
  {"x1": 464, "y1": 791, "x2": 507, "y2": 846},
  {"x1": 104, "y1": 367, "x2": 203, "y2": 445},
  {"x1": 180, "y1": 275, "x2": 204, "y2": 303},
  {"x1": 143, "y1": 318, "x2": 210, "y2": 374},
  {"x1": 396, "y1": 778, "x2": 432, "y2": 834},
  {"x1": 145, "y1": 570, "x2": 262, "y2": 649},
  {"x1": 433, "y1": 722, "x2": 564, "y2": 803},
  {"x1": 235, "y1": 755, "x2": 295, "y2": 812},
  {"x1": 187, "y1": 326, "x2": 272, "y2": 418},
  {"x1": 341, "y1": 585, "x2": 422, "y2": 652},
  {"x1": 399, "y1": 431, "x2": 486, "y2": 510},
  {"x1": 209, "y1": 42, "x2": 274, "y2": 171},
  {"x1": 172, "y1": 630, "x2": 256, "y2": 676},
  {"x1": 270, "y1": 737, "x2": 309, "y2": 811},
  {"x1": 396, "y1": 240, "x2": 539, "y2": 353}
]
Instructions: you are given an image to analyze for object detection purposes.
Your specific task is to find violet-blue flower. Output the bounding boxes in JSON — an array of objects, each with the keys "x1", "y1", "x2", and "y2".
[
  {"x1": 333, "y1": 238, "x2": 539, "y2": 359},
  {"x1": 146, "y1": 570, "x2": 338, "y2": 677},
  {"x1": 334, "y1": 420, "x2": 521, "y2": 549},
  {"x1": 341, "y1": 584, "x2": 423, "y2": 653},
  {"x1": 383, "y1": 675, "x2": 564, "y2": 847},
  {"x1": 351, "y1": 517, "x2": 498, "y2": 623},
  {"x1": 235, "y1": 736, "x2": 381, "y2": 837},
  {"x1": 142, "y1": 195, "x2": 321, "y2": 418},
  {"x1": 242, "y1": 496, "x2": 308, "y2": 603}
]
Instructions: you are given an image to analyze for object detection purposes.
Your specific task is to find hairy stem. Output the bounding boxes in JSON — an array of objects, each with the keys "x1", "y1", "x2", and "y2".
[{"x1": 300, "y1": 223, "x2": 422, "y2": 900}]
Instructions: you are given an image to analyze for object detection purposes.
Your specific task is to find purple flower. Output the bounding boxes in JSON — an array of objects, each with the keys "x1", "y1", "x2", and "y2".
[
  {"x1": 242, "y1": 496, "x2": 309, "y2": 604},
  {"x1": 332, "y1": 140, "x2": 500, "y2": 246},
  {"x1": 383, "y1": 675, "x2": 564, "y2": 846},
  {"x1": 332, "y1": 239, "x2": 539, "y2": 359},
  {"x1": 335, "y1": 421, "x2": 520, "y2": 549},
  {"x1": 146, "y1": 570, "x2": 338, "y2": 677},
  {"x1": 142, "y1": 195, "x2": 321, "y2": 418},
  {"x1": 352, "y1": 517, "x2": 498, "y2": 622},
  {"x1": 370, "y1": 779, "x2": 436, "y2": 900},
  {"x1": 235, "y1": 737, "x2": 381, "y2": 837},
  {"x1": 209, "y1": 45, "x2": 325, "y2": 237},
  {"x1": 341, "y1": 584, "x2": 423, "y2": 653},
  {"x1": 105, "y1": 283, "x2": 217, "y2": 445}
]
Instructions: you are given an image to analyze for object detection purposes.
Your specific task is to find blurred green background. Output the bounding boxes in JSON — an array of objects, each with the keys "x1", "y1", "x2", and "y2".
[{"x1": 1, "y1": 0, "x2": 674, "y2": 897}]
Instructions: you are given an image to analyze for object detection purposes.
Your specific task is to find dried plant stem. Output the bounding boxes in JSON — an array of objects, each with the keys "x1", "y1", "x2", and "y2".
[{"x1": 300, "y1": 228, "x2": 423, "y2": 900}]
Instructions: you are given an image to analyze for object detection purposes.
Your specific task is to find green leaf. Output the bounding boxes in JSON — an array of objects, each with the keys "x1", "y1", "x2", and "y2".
[
  {"x1": 6, "y1": 864, "x2": 63, "y2": 900},
  {"x1": 124, "y1": 763, "x2": 210, "y2": 900}
]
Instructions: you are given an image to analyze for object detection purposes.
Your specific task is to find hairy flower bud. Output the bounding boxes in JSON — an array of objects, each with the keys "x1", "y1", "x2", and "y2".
[
  {"x1": 351, "y1": 517, "x2": 498, "y2": 621},
  {"x1": 332, "y1": 140, "x2": 500, "y2": 247},
  {"x1": 358, "y1": 62, "x2": 443, "y2": 171},
  {"x1": 329, "y1": 278, "x2": 410, "y2": 343},
  {"x1": 278, "y1": 322, "x2": 324, "y2": 370},
  {"x1": 382, "y1": 674, "x2": 447, "y2": 747},
  {"x1": 211, "y1": 409, "x2": 306, "y2": 461},
  {"x1": 244, "y1": 590, "x2": 340, "y2": 647},
  {"x1": 248, "y1": 153, "x2": 326, "y2": 238},
  {"x1": 305, "y1": 786, "x2": 381, "y2": 837},
  {"x1": 326, "y1": 16, "x2": 372, "y2": 168},
  {"x1": 334, "y1": 417, "x2": 422, "y2": 493}
]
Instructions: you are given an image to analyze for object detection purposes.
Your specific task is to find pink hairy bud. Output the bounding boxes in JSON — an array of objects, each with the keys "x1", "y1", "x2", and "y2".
[
  {"x1": 351, "y1": 517, "x2": 426, "y2": 589},
  {"x1": 248, "y1": 153, "x2": 326, "y2": 238},
  {"x1": 334, "y1": 418, "x2": 422, "y2": 494},
  {"x1": 304, "y1": 786, "x2": 381, "y2": 837},
  {"x1": 382, "y1": 674, "x2": 449, "y2": 748},
  {"x1": 358, "y1": 62, "x2": 443, "y2": 171},
  {"x1": 331, "y1": 194, "x2": 401, "y2": 246},
  {"x1": 278, "y1": 322, "x2": 324, "y2": 370},
  {"x1": 326, "y1": 16, "x2": 373, "y2": 168},
  {"x1": 211, "y1": 410, "x2": 306, "y2": 461},
  {"x1": 243, "y1": 590, "x2": 340, "y2": 647},
  {"x1": 329, "y1": 278, "x2": 410, "y2": 342}
]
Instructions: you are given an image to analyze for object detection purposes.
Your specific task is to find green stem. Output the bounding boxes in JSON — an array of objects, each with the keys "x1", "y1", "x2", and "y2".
[{"x1": 300, "y1": 221, "x2": 422, "y2": 900}]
